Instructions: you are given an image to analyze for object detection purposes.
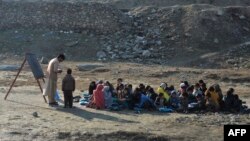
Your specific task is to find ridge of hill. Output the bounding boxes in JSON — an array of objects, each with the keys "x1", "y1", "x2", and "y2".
[{"x1": 0, "y1": 1, "x2": 249, "y2": 68}]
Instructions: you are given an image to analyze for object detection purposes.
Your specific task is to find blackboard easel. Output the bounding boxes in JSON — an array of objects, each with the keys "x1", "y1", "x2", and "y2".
[{"x1": 4, "y1": 53, "x2": 47, "y2": 103}]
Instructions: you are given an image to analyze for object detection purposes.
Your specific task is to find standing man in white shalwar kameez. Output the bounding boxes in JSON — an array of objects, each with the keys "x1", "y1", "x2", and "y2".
[{"x1": 43, "y1": 54, "x2": 65, "y2": 106}]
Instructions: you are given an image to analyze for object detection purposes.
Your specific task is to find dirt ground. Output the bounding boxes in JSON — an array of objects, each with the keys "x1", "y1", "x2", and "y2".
[
  {"x1": 0, "y1": 0, "x2": 249, "y2": 140},
  {"x1": 0, "y1": 60, "x2": 249, "y2": 141}
]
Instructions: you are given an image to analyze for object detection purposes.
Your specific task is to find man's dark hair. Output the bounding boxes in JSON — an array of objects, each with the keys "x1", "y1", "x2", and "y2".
[
  {"x1": 199, "y1": 80, "x2": 204, "y2": 84},
  {"x1": 195, "y1": 83, "x2": 200, "y2": 87},
  {"x1": 128, "y1": 84, "x2": 133, "y2": 89},
  {"x1": 184, "y1": 81, "x2": 189, "y2": 87},
  {"x1": 187, "y1": 86, "x2": 193, "y2": 92},
  {"x1": 169, "y1": 85, "x2": 175, "y2": 91},
  {"x1": 67, "y1": 68, "x2": 72, "y2": 74},
  {"x1": 119, "y1": 84, "x2": 124, "y2": 89},
  {"x1": 57, "y1": 54, "x2": 66, "y2": 60},
  {"x1": 117, "y1": 78, "x2": 123, "y2": 82},
  {"x1": 139, "y1": 83, "x2": 145, "y2": 89},
  {"x1": 228, "y1": 88, "x2": 234, "y2": 93},
  {"x1": 145, "y1": 85, "x2": 151, "y2": 91},
  {"x1": 208, "y1": 86, "x2": 215, "y2": 91}
]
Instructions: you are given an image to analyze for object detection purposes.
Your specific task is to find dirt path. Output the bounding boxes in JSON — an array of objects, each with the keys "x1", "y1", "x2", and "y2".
[{"x1": 0, "y1": 61, "x2": 249, "y2": 141}]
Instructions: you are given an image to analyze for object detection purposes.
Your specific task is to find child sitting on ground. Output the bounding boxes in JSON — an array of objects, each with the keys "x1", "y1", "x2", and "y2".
[
  {"x1": 146, "y1": 86, "x2": 158, "y2": 101},
  {"x1": 205, "y1": 86, "x2": 220, "y2": 112},
  {"x1": 62, "y1": 68, "x2": 75, "y2": 108},
  {"x1": 180, "y1": 92, "x2": 189, "y2": 113},
  {"x1": 224, "y1": 88, "x2": 244, "y2": 112},
  {"x1": 154, "y1": 93, "x2": 167, "y2": 108},
  {"x1": 103, "y1": 86, "x2": 113, "y2": 109},
  {"x1": 169, "y1": 90, "x2": 180, "y2": 109}
]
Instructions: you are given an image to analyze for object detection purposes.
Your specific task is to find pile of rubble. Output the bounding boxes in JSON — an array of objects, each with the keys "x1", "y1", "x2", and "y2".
[
  {"x1": 224, "y1": 42, "x2": 250, "y2": 68},
  {"x1": 0, "y1": 1, "x2": 131, "y2": 34},
  {"x1": 17, "y1": 0, "x2": 249, "y2": 9},
  {"x1": 0, "y1": 1, "x2": 250, "y2": 68},
  {"x1": 96, "y1": 31, "x2": 169, "y2": 64},
  {"x1": 96, "y1": 5, "x2": 250, "y2": 67}
]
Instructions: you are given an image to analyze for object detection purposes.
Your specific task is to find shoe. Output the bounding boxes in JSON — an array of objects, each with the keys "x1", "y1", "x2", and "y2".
[
  {"x1": 49, "y1": 102, "x2": 59, "y2": 106},
  {"x1": 49, "y1": 104, "x2": 58, "y2": 107}
]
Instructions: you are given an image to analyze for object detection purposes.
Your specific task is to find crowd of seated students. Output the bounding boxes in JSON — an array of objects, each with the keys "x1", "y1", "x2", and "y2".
[{"x1": 85, "y1": 78, "x2": 247, "y2": 113}]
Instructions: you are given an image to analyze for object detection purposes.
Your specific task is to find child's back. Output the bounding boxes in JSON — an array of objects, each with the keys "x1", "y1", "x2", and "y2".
[
  {"x1": 62, "y1": 74, "x2": 75, "y2": 91},
  {"x1": 62, "y1": 68, "x2": 75, "y2": 108}
]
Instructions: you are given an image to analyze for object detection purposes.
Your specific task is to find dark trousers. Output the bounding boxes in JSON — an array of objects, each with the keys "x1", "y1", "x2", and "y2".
[{"x1": 63, "y1": 91, "x2": 73, "y2": 108}]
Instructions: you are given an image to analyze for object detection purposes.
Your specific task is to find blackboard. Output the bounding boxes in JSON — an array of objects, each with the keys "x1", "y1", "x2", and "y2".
[{"x1": 26, "y1": 53, "x2": 44, "y2": 79}]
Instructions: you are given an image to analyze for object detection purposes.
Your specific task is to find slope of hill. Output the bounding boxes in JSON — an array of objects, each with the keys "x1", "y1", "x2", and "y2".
[{"x1": 0, "y1": 1, "x2": 249, "y2": 68}]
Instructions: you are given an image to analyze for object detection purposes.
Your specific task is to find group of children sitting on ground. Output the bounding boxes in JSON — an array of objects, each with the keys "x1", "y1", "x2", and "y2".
[
  {"x1": 83, "y1": 78, "x2": 247, "y2": 113},
  {"x1": 62, "y1": 68, "x2": 247, "y2": 113}
]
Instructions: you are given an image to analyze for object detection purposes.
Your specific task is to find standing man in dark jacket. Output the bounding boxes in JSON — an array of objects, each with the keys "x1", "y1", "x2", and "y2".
[{"x1": 62, "y1": 68, "x2": 75, "y2": 108}]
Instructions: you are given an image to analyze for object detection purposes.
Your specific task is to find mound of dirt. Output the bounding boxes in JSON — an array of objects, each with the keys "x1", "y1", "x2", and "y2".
[
  {"x1": 7, "y1": 0, "x2": 249, "y2": 9},
  {"x1": 100, "y1": 5, "x2": 250, "y2": 67},
  {"x1": 105, "y1": 0, "x2": 250, "y2": 9},
  {"x1": 0, "y1": 1, "x2": 131, "y2": 34},
  {"x1": 130, "y1": 5, "x2": 250, "y2": 49},
  {"x1": 0, "y1": 1, "x2": 249, "y2": 68}
]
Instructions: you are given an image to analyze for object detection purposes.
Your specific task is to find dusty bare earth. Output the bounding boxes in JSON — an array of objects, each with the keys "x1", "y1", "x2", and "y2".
[
  {"x1": 0, "y1": 0, "x2": 250, "y2": 140},
  {"x1": 0, "y1": 61, "x2": 250, "y2": 141}
]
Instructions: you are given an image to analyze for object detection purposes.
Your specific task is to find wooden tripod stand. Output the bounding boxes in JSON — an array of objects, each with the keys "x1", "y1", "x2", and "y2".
[{"x1": 4, "y1": 53, "x2": 47, "y2": 103}]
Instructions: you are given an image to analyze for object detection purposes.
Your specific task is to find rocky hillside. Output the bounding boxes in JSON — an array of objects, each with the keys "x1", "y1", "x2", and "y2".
[
  {"x1": 3, "y1": 0, "x2": 250, "y2": 8},
  {"x1": 0, "y1": 1, "x2": 249, "y2": 68},
  {"x1": 94, "y1": 0, "x2": 250, "y2": 9},
  {"x1": 0, "y1": 1, "x2": 131, "y2": 33}
]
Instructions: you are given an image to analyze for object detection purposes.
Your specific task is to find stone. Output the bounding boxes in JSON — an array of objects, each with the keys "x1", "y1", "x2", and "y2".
[
  {"x1": 135, "y1": 36, "x2": 145, "y2": 43},
  {"x1": 40, "y1": 57, "x2": 49, "y2": 64},
  {"x1": 32, "y1": 112, "x2": 38, "y2": 117},
  {"x1": 142, "y1": 50, "x2": 151, "y2": 57},
  {"x1": 0, "y1": 65, "x2": 20, "y2": 71},
  {"x1": 216, "y1": 10, "x2": 224, "y2": 16},
  {"x1": 147, "y1": 40, "x2": 155, "y2": 46},
  {"x1": 77, "y1": 64, "x2": 104, "y2": 71},
  {"x1": 91, "y1": 68, "x2": 110, "y2": 73},
  {"x1": 184, "y1": 33, "x2": 191, "y2": 37},
  {"x1": 106, "y1": 46, "x2": 112, "y2": 51},
  {"x1": 142, "y1": 40, "x2": 148, "y2": 46},
  {"x1": 111, "y1": 54, "x2": 117, "y2": 59},
  {"x1": 96, "y1": 51, "x2": 106, "y2": 59},
  {"x1": 214, "y1": 38, "x2": 219, "y2": 44},
  {"x1": 108, "y1": 51, "x2": 114, "y2": 55},
  {"x1": 239, "y1": 15, "x2": 246, "y2": 20},
  {"x1": 156, "y1": 40, "x2": 162, "y2": 46},
  {"x1": 243, "y1": 27, "x2": 249, "y2": 32},
  {"x1": 134, "y1": 48, "x2": 143, "y2": 54},
  {"x1": 121, "y1": 54, "x2": 134, "y2": 59},
  {"x1": 65, "y1": 41, "x2": 79, "y2": 47},
  {"x1": 153, "y1": 28, "x2": 160, "y2": 35},
  {"x1": 226, "y1": 59, "x2": 237, "y2": 65},
  {"x1": 151, "y1": 9, "x2": 156, "y2": 13},
  {"x1": 134, "y1": 22, "x2": 138, "y2": 26},
  {"x1": 239, "y1": 57, "x2": 245, "y2": 63},
  {"x1": 170, "y1": 36, "x2": 176, "y2": 41}
]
